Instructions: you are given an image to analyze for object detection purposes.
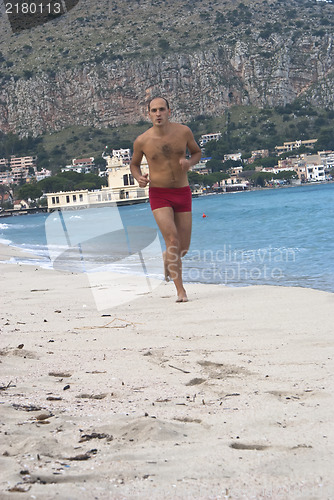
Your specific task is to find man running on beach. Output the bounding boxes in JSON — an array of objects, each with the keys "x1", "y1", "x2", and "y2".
[{"x1": 130, "y1": 97, "x2": 201, "y2": 302}]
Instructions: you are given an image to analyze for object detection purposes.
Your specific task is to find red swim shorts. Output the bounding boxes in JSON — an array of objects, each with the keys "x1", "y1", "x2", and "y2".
[{"x1": 149, "y1": 186, "x2": 192, "y2": 213}]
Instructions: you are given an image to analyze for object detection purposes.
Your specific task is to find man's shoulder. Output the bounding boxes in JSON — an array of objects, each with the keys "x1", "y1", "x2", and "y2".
[
  {"x1": 171, "y1": 122, "x2": 189, "y2": 131},
  {"x1": 171, "y1": 123, "x2": 192, "y2": 135},
  {"x1": 135, "y1": 127, "x2": 154, "y2": 144}
]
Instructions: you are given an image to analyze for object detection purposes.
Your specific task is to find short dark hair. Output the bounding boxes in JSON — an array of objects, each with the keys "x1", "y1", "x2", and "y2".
[{"x1": 147, "y1": 96, "x2": 170, "y2": 111}]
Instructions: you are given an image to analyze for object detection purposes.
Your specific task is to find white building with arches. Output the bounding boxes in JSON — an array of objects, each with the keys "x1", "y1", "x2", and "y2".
[{"x1": 46, "y1": 155, "x2": 149, "y2": 212}]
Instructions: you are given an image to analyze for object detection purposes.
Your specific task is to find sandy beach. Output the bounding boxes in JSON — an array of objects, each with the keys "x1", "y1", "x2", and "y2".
[{"x1": 0, "y1": 242, "x2": 333, "y2": 499}]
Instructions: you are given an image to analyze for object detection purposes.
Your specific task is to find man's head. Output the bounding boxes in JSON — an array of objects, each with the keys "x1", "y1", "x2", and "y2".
[
  {"x1": 147, "y1": 97, "x2": 171, "y2": 126},
  {"x1": 147, "y1": 96, "x2": 170, "y2": 112}
]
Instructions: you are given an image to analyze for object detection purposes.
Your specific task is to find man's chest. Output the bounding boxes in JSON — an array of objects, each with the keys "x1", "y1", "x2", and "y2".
[{"x1": 145, "y1": 139, "x2": 186, "y2": 161}]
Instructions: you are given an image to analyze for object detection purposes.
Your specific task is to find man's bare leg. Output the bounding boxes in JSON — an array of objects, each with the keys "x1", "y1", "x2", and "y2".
[
  {"x1": 167, "y1": 241, "x2": 187, "y2": 302},
  {"x1": 152, "y1": 207, "x2": 191, "y2": 302},
  {"x1": 174, "y1": 210, "x2": 192, "y2": 302},
  {"x1": 163, "y1": 250, "x2": 170, "y2": 282}
]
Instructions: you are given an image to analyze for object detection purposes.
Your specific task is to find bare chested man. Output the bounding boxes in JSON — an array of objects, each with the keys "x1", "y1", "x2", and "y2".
[{"x1": 130, "y1": 97, "x2": 201, "y2": 302}]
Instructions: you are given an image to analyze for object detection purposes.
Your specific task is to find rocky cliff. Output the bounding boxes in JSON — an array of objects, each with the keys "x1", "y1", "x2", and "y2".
[{"x1": 0, "y1": 0, "x2": 333, "y2": 137}]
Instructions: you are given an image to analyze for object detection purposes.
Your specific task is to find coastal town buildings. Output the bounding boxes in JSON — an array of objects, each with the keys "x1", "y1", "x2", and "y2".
[
  {"x1": 0, "y1": 155, "x2": 38, "y2": 185},
  {"x1": 248, "y1": 149, "x2": 269, "y2": 164},
  {"x1": 9, "y1": 156, "x2": 37, "y2": 170},
  {"x1": 61, "y1": 157, "x2": 95, "y2": 174},
  {"x1": 0, "y1": 162, "x2": 51, "y2": 185},
  {"x1": 220, "y1": 178, "x2": 249, "y2": 191},
  {"x1": 229, "y1": 166, "x2": 244, "y2": 176},
  {"x1": 275, "y1": 139, "x2": 318, "y2": 154},
  {"x1": 199, "y1": 132, "x2": 222, "y2": 148},
  {"x1": 36, "y1": 168, "x2": 52, "y2": 182},
  {"x1": 110, "y1": 148, "x2": 131, "y2": 163},
  {"x1": 1, "y1": 132, "x2": 333, "y2": 215},
  {"x1": 319, "y1": 151, "x2": 334, "y2": 170},
  {"x1": 294, "y1": 155, "x2": 325, "y2": 182},
  {"x1": 191, "y1": 158, "x2": 212, "y2": 174},
  {"x1": 0, "y1": 170, "x2": 14, "y2": 185},
  {"x1": 224, "y1": 152, "x2": 242, "y2": 162},
  {"x1": 251, "y1": 149, "x2": 269, "y2": 159},
  {"x1": 46, "y1": 154, "x2": 149, "y2": 211},
  {"x1": 188, "y1": 133, "x2": 333, "y2": 189},
  {"x1": 13, "y1": 199, "x2": 29, "y2": 210},
  {"x1": 73, "y1": 157, "x2": 95, "y2": 171},
  {"x1": 253, "y1": 151, "x2": 330, "y2": 183},
  {"x1": 0, "y1": 158, "x2": 9, "y2": 169},
  {"x1": 10, "y1": 155, "x2": 37, "y2": 184},
  {"x1": 305, "y1": 164, "x2": 326, "y2": 182}
]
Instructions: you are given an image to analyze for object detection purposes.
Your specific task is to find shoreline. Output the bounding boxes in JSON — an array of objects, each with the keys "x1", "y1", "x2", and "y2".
[
  {"x1": 0, "y1": 243, "x2": 333, "y2": 498},
  {"x1": 1, "y1": 240, "x2": 333, "y2": 295},
  {"x1": 0, "y1": 180, "x2": 333, "y2": 220},
  {"x1": 198, "y1": 178, "x2": 334, "y2": 197}
]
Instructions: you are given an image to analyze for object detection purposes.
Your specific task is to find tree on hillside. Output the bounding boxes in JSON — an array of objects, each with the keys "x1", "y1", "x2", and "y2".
[
  {"x1": 36, "y1": 145, "x2": 51, "y2": 170},
  {"x1": 82, "y1": 173, "x2": 107, "y2": 188},
  {"x1": 38, "y1": 176, "x2": 69, "y2": 193},
  {"x1": 188, "y1": 171, "x2": 202, "y2": 186},
  {"x1": 94, "y1": 155, "x2": 107, "y2": 170},
  {"x1": 202, "y1": 172, "x2": 229, "y2": 187},
  {"x1": 220, "y1": 159, "x2": 242, "y2": 171},
  {"x1": 74, "y1": 181, "x2": 97, "y2": 191},
  {"x1": 17, "y1": 183, "x2": 43, "y2": 203},
  {"x1": 38, "y1": 171, "x2": 107, "y2": 193},
  {"x1": 252, "y1": 156, "x2": 278, "y2": 168},
  {"x1": 0, "y1": 131, "x2": 41, "y2": 157},
  {"x1": 274, "y1": 170, "x2": 297, "y2": 181},
  {"x1": 251, "y1": 172, "x2": 272, "y2": 187},
  {"x1": 206, "y1": 158, "x2": 223, "y2": 172},
  {"x1": 316, "y1": 129, "x2": 334, "y2": 150},
  {"x1": 0, "y1": 184, "x2": 10, "y2": 206},
  {"x1": 204, "y1": 138, "x2": 230, "y2": 159}
]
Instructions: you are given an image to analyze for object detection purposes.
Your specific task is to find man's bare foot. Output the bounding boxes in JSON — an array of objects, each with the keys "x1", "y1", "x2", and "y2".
[
  {"x1": 163, "y1": 251, "x2": 170, "y2": 282},
  {"x1": 176, "y1": 296, "x2": 188, "y2": 303},
  {"x1": 176, "y1": 289, "x2": 188, "y2": 302}
]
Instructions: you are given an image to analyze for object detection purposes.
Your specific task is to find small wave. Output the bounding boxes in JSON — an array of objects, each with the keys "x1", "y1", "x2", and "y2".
[
  {"x1": 8, "y1": 257, "x2": 53, "y2": 269},
  {"x1": 0, "y1": 238, "x2": 12, "y2": 245},
  {"x1": 3, "y1": 242, "x2": 51, "y2": 260},
  {"x1": 0, "y1": 223, "x2": 10, "y2": 230},
  {"x1": 2, "y1": 223, "x2": 43, "y2": 230}
]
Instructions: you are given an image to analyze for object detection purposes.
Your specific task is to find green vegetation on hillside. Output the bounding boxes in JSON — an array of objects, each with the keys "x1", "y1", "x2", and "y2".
[
  {"x1": 189, "y1": 102, "x2": 334, "y2": 157},
  {"x1": 1, "y1": 102, "x2": 333, "y2": 175}
]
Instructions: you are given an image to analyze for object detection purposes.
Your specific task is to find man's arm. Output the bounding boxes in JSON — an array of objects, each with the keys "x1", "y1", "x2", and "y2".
[
  {"x1": 130, "y1": 137, "x2": 149, "y2": 187},
  {"x1": 179, "y1": 127, "x2": 202, "y2": 171}
]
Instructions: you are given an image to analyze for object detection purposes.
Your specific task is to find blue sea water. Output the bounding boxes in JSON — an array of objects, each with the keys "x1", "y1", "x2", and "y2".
[{"x1": 1, "y1": 183, "x2": 333, "y2": 292}]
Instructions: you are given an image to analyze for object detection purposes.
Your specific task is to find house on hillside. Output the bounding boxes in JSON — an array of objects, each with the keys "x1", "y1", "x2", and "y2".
[
  {"x1": 0, "y1": 171, "x2": 14, "y2": 185},
  {"x1": 13, "y1": 199, "x2": 29, "y2": 210},
  {"x1": 0, "y1": 192, "x2": 13, "y2": 207},
  {"x1": 275, "y1": 139, "x2": 318, "y2": 154},
  {"x1": 305, "y1": 164, "x2": 326, "y2": 182},
  {"x1": 295, "y1": 155, "x2": 325, "y2": 182},
  {"x1": 224, "y1": 152, "x2": 242, "y2": 162},
  {"x1": 36, "y1": 168, "x2": 52, "y2": 181},
  {"x1": 199, "y1": 133, "x2": 222, "y2": 147},
  {"x1": 62, "y1": 157, "x2": 95, "y2": 174}
]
